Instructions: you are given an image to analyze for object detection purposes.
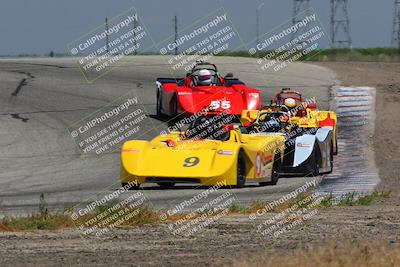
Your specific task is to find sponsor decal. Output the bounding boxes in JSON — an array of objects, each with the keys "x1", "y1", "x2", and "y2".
[
  {"x1": 256, "y1": 152, "x2": 273, "y2": 178},
  {"x1": 297, "y1": 142, "x2": 311, "y2": 148},
  {"x1": 217, "y1": 150, "x2": 233, "y2": 155}
]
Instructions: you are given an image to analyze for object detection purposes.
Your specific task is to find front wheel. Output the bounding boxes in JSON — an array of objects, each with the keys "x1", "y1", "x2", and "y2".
[
  {"x1": 121, "y1": 182, "x2": 140, "y2": 190},
  {"x1": 172, "y1": 93, "x2": 179, "y2": 117},
  {"x1": 305, "y1": 144, "x2": 320, "y2": 177}
]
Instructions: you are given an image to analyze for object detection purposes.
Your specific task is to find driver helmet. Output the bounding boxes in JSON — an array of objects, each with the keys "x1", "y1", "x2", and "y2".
[
  {"x1": 284, "y1": 98, "x2": 296, "y2": 108},
  {"x1": 198, "y1": 69, "x2": 212, "y2": 86}
]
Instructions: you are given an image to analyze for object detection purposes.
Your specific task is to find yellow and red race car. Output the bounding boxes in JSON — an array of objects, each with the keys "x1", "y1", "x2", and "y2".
[
  {"x1": 243, "y1": 88, "x2": 338, "y2": 154},
  {"x1": 241, "y1": 89, "x2": 338, "y2": 176},
  {"x1": 121, "y1": 114, "x2": 285, "y2": 188}
]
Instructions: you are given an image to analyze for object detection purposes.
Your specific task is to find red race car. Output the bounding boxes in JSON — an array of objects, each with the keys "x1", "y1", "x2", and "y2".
[
  {"x1": 155, "y1": 61, "x2": 260, "y2": 117},
  {"x1": 272, "y1": 88, "x2": 317, "y2": 111}
]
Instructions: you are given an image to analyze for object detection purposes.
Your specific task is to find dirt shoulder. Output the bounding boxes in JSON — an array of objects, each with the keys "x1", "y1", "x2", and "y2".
[
  {"x1": 0, "y1": 62, "x2": 399, "y2": 267},
  {"x1": 0, "y1": 204, "x2": 399, "y2": 267}
]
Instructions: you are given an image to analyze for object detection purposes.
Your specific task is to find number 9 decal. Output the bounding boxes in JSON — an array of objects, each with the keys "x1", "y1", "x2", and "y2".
[{"x1": 183, "y1": 157, "x2": 200, "y2": 167}]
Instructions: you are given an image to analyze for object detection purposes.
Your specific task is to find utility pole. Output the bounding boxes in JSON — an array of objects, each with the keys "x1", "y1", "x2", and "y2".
[
  {"x1": 105, "y1": 17, "x2": 109, "y2": 54},
  {"x1": 133, "y1": 14, "x2": 139, "y2": 55},
  {"x1": 391, "y1": 0, "x2": 400, "y2": 49},
  {"x1": 330, "y1": 0, "x2": 352, "y2": 49},
  {"x1": 291, "y1": 0, "x2": 311, "y2": 42},
  {"x1": 174, "y1": 15, "x2": 178, "y2": 55},
  {"x1": 256, "y1": 2, "x2": 264, "y2": 50}
]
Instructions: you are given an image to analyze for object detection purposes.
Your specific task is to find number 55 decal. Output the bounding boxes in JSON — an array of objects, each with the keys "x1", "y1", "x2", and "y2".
[
  {"x1": 183, "y1": 157, "x2": 200, "y2": 167},
  {"x1": 209, "y1": 100, "x2": 231, "y2": 110}
]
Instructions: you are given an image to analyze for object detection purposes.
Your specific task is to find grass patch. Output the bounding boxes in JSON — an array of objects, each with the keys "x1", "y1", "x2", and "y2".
[
  {"x1": 218, "y1": 48, "x2": 400, "y2": 62},
  {"x1": 245, "y1": 192, "x2": 318, "y2": 214},
  {"x1": 0, "y1": 193, "x2": 75, "y2": 231},
  {"x1": 0, "y1": 193, "x2": 161, "y2": 232},
  {"x1": 240, "y1": 190, "x2": 391, "y2": 215},
  {"x1": 3, "y1": 48, "x2": 399, "y2": 62},
  {"x1": 228, "y1": 203, "x2": 248, "y2": 214},
  {"x1": 92, "y1": 201, "x2": 161, "y2": 227},
  {"x1": 0, "y1": 190, "x2": 391, "y2": 232},
  {"x1": 0, "y1": 214, "x2": 74, "y2": 231},
  {"x1": 319, "y1": 191, "x2": 391, "y2": 207}
]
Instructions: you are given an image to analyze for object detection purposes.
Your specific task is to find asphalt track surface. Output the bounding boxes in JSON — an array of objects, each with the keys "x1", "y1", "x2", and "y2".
[{"x1": 0, "y1": 56, "x2": 337, "y2": 216}]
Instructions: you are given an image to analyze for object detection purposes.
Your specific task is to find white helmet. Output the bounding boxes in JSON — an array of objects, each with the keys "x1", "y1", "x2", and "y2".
[
  {"x1": 284, "y1": 98, "x2": 296, "y2": 108},
  {"x1": 198, "y1": 69, "x2": 212, "y2": 86}
]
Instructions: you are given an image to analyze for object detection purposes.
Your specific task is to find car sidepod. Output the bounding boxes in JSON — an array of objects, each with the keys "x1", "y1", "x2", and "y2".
[{"x1": 280, "y1": 127, "x2": 333, "y2": 175}]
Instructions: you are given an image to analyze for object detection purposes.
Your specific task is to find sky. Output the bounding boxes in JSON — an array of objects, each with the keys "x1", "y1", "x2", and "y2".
[{"x1": 0, "y1": 0, "x2": 395, "y2": 55}]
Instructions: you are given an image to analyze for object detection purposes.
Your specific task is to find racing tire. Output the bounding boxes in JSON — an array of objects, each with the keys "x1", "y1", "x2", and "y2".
[
  {"x1": 157, "y1": 182, "x2": 175, "y2": 188},
  {"x1": 333, "y1": 136, "x2": 338, "y2": 155},
  {"x1": 172, "y1": 93, "x2": 178, "y2": 117},
  {"x1": 121, "y1": 182, "x2": 140, "y2": 190},
  {"x1": 235, "y1": 150, "x2": 246, "y2": 188},
  {"x1": 305, "y1": 144, "x2": 320, "y2": 177},
  {"x1": 259, "y1": 153, "x2": 281, "y2": 186},
  {"x1": 156, "y1": 88, "x2": 162, "y2": 116},
  {"x1": 326, "y1": 141, "x2": 334, "y2": 174}
]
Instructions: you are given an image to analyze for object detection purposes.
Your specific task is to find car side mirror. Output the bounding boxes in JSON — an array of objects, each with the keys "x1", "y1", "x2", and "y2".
[{"x1": 225, "y1": 73, "x2": 234, "y2": 78}]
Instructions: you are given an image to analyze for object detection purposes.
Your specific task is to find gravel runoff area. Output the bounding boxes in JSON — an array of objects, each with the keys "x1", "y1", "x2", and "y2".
[{"x1": 0, "y1": 62, "x2": 399, "y2": 267}]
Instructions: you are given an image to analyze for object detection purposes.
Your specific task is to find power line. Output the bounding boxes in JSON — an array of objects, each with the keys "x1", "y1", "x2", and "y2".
[
  {"x1": 291, "y1": 0, "x2": 312, "y2": 42},
  {"x1": 133, "y1": 15, "x2": 139, "y2": 55},
  {"x1": 256, "y1": 3, "x2": 264, "y2": 53},
  {"x1": 105, "y1": 17, "x2": 109, "y2": 54},
  {"x1": 330, "y1": 0, "x2": 352, "y2": 49},
  {"x1": 174, "y1": 16, "x2": 178, "y2": 55}
]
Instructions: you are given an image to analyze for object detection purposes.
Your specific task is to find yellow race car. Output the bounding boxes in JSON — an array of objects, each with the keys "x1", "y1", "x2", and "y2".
[
  {"x1": 241, "y1": 89, "x2": 338, "y2": 176},
  {"x1": 121, "y1": 114, "x2": 285, "y2": 188},
  {"x1": 242, "y1": 88, "x2": 338, "y2": 154}
]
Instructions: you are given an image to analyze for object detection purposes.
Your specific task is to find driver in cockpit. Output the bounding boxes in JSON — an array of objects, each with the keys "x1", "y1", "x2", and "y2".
[{"x1": 197, "y1": 69, "x2": 213, "y2": 86}]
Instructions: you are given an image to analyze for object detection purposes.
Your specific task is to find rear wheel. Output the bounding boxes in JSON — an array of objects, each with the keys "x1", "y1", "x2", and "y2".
[
  {"x1": 326, "y1": 141, "x2": 334, "y2": 174},
  {"x1": 172, "y1": 93, "x2": 178, "y2": 117},
  {"x1": 305, "y1": 144, "x2": 320, "y2": 177},
  {"x1": 157, "y1": 182, "x2": 175, "y2": 188},
  {"x1": 235, "y1": 151, "x2": 246, "y2": 188},
  {"x1": 333, "y1": 136, "x2": 338, "y2": 155},
  {"x1": 156, "y1": 88, "x2": 162, "y2": 116}
]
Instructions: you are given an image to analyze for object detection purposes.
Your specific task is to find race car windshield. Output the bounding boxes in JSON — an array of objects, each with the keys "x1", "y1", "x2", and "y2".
[
  {"x1": 254, "y1": 112, "x2": 286, "y2": 133},
  {"x1": 258, "y1": 112, "x2": 282, "y2": 122}
]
